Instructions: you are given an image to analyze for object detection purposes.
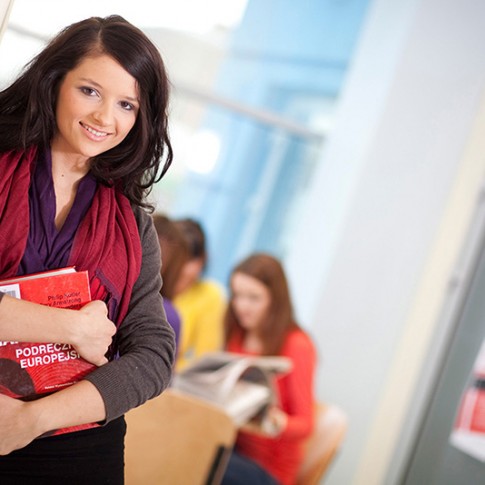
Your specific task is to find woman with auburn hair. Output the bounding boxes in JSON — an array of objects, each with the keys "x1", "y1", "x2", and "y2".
[
  {"x1": 0, "y1": 15, "x2": 175, "y2": 483},
  {"x1": 222, "y1": 253, "x2": 317, "y2": 485}
]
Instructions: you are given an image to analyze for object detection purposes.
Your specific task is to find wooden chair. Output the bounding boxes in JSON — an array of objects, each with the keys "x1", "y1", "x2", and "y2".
[
  {"x1": 124, "y1": 388, "x2": 237, "y2": 485},
  {"x1": 295, "y1": 402, "x2": 348, "y2": 485}
]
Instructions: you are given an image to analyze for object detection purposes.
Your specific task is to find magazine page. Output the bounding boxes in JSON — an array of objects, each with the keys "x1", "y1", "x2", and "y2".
[{"x1": 171, "y1": 351, "x2": 292, "y2": 426}]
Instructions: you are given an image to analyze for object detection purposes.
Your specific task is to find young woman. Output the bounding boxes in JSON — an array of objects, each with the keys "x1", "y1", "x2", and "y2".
[
  {"x1": 0, "y1": 15, "x2": 175, "y2": 483},
  {"x1": 152, "y1": 213, "x2": 190, "y2": 355},
  {"x1": 173, "y1": 218, "x2": 226, "y2": 370},
  {"x1": 222, "y1": 253, "x2": 317, "y2": 485}
]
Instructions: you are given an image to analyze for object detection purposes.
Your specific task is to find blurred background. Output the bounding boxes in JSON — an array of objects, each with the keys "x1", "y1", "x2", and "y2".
[{"x1": 2, "y1": 0, "x2": 485, "y2": 483}]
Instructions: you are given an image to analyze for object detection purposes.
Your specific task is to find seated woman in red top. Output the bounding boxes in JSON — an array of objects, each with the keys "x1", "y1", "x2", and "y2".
[{"x1": 221, "y1": 253, "x2": 317, "y2": 485}]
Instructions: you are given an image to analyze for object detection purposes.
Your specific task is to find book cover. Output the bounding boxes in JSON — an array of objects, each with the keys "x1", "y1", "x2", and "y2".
[
  {"x1": 0, "y1": 267, "x2": 99, "y2": 436},
  {"x1": 171, "y1": 351, "x2": 292, "y2": 427}
]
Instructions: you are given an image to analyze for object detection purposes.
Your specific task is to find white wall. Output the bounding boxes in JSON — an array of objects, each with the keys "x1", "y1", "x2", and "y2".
[
  {"x1": 286, "y1": 0, "x2": 485, "y2": 483},
  {"x1": 0, "y1": 0, "x2": 14, "y2": 40}
]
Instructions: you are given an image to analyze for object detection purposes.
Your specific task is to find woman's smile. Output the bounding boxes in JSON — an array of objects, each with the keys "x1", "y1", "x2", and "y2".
[{"x1": 80, "y1": 121, "x2": 110, "y2": 139}]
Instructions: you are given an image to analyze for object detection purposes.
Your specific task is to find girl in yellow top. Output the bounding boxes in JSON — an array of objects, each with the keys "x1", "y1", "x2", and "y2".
[{"x1": 173, "y1": 218, "x2": 226, "y2": 370}]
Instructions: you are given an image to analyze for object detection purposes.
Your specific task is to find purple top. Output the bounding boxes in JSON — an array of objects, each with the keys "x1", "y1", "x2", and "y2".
[
  {"x1": 18, "y1": 150, "x2": 97, "y2": 276},
  {"x1": 163, "y1": 298, "x2": 181, "y2": 356}
]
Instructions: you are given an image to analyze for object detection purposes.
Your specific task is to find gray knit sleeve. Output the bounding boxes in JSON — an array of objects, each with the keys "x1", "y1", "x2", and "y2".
[{"x1": 84, "y1": 207, "x2": 175, "y2": 422}]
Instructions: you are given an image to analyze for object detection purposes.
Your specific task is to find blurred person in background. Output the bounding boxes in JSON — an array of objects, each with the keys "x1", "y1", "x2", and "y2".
[
  {"x1": 173, "y1": 218, "x2": 226, "y2": 370},
  {"x1": 152, "y1": 213, "x2": 190, "y2": 356},
  {"x1": 221, "y1": 253, "x2": 317, "y2": 485}
]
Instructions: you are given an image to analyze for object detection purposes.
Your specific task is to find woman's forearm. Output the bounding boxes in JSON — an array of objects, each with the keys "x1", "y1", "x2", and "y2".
[
  {"x1": 0, "y1": 380, "x2": 106, "y2": 455},
  {"x1": 33, "y1": 380, "x2": 106, "y2": 432},
  {"x1": 0, "y1": 295, "x2": 115, "y2": 366},
  {"x1": 0, "y1": 294, "x2": 79, "y2": 343}
]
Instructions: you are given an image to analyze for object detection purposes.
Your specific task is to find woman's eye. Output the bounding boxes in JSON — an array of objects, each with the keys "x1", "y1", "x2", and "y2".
[
  {"x1": 80, "y1": 86, "x2": 97, "y2": 96},
  {"x1": 120, "y1": 101, "x2": 135, "y2": 111}
]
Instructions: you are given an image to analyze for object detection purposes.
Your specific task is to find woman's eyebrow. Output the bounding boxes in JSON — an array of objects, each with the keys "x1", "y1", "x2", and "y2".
[
  {"x1": 79, "y1": 77, "x2": 101, "y2": 88},
  {"x1": 79, "y1": 77, "x2": 139, "y2": 102}
]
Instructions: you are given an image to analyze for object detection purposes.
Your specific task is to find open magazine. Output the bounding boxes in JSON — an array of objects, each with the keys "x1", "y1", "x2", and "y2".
[{"x1": 171, "y1": 351, "x2": 292, "y2": 427}]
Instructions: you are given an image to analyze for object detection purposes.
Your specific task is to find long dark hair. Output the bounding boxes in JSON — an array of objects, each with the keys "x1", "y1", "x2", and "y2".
[
  {"x1": 0, "y1": 15, "x2": 172, "y2": 210},
  {"x1": 224, "y1": 253, "x2": 299, "y2": 355}
]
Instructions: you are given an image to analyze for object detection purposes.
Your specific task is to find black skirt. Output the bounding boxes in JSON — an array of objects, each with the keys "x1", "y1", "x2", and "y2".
[{"x1": 0, "y1": 416, "x2": 126, "y2": 485}]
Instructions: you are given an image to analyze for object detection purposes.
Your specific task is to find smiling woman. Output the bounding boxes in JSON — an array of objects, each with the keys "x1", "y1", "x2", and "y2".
[
  {"x1": 54, "y1": 55, "x2": 139, "y2": 163},
  {"x1": 0, "y1": 15, "x2": 175, "y2": 484}
]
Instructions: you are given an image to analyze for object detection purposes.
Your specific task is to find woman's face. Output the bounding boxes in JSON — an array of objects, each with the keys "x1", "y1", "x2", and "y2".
[
  {"x1": 174, "y1": 258, "x2": 204, "y2": 295},
  {"x1": 52, "y1": 54, "x2": 139, "y2": 162},
  {"x1": 230, "y1": 272, "x2": 271, "y2": 332}
]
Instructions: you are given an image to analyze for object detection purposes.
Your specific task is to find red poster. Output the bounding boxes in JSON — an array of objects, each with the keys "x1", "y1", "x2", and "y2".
[{"x1": 450, "y1": 339, "x2": 485, "y2": 461}]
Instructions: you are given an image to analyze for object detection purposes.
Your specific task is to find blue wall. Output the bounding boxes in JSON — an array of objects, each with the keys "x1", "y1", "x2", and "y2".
[{"x1": 171, "y1": 0, "x2": 370, "y2": 283}]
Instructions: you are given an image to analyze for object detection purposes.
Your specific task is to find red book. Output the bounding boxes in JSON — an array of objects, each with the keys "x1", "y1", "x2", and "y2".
[{"x1": 0, "y1": 267, "x2": 99, "y2": 436}]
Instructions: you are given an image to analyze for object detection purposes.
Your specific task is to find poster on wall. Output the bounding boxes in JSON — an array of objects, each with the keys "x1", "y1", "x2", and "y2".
[{"x1": 449, "y1": 338, "x2": 485, "y2": 462}]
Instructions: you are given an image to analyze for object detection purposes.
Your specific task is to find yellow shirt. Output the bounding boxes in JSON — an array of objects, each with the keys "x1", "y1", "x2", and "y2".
[{"x1": 173, "y1": 279, "x2": 226, "y2": 371}]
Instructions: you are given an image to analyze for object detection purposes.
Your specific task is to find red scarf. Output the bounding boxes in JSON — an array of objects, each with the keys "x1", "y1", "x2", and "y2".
[{"x1": 0, "y1": 148, "x2": 142, "y2": 326}]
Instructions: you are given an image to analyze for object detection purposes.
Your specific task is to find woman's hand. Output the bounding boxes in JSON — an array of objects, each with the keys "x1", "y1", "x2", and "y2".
[
  {"x1": 0, "y1": 394, "x2": 41, "y2": 455},
  {"x1": 0, "y1": 296, "x2": 115, "y2": 366},
  {"x1": 242, "y1": 406, "x2": 288, "y2": 437},
  {"x1": 261, "y1": 406, "x2": 288, "y2": 436},
  {"x1": 69, "y1": 301, "x2": 116, "y2": 366}
]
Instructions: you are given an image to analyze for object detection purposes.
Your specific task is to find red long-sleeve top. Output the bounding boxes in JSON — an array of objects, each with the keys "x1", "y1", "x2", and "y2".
[{"x1": 227, "y1": 329, "x2": 317, "y2": 485}]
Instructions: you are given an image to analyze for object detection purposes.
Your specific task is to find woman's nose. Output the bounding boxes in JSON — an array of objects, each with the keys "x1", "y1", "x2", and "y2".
[{"x1": 92, "y1": 102, "x2": 113, "y2": 126}]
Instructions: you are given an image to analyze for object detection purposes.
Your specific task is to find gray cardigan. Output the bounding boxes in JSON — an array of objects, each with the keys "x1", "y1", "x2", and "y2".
[{"x1": 85, "y1": 206, "x2": 175, "y2": 421}]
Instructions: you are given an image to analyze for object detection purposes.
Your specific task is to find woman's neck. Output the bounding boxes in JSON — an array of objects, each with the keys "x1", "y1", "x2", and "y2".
[
  {"x1": 50, "y1": 151, "x2": 91, "y2": 231},
  {"x1": 51, "y1": 148, "x2": 91, "y2": 180},
  {"x1": 242, "y1": 331, "x2": 263, "y2": 354}
]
